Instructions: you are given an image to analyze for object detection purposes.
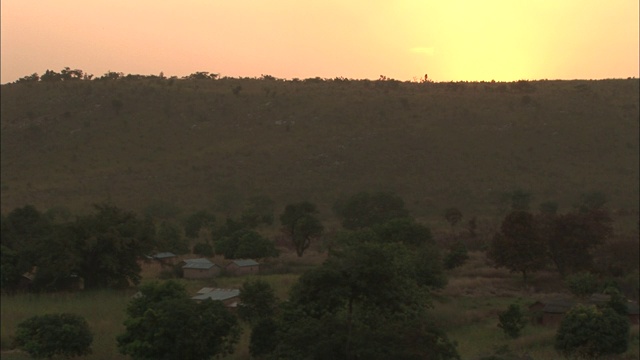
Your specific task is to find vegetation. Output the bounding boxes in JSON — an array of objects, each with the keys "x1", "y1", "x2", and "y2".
[
  {"x1": 555, "y1": 304, "x2": 629, "y2": 358},
  {"x1": 1, "y1": 72, "x2": 639, "y2": 359},
  {"x1": 279, "y1": 202, "x2": 324, "y2": 257},
  {"x1": 117, "y1": 281, "x2": 241, "y2": 360},
  {"x1": 497, "y1": 304, "x2": 527, "y2": 339},
  {"x1": 15, "y1": 313, "x2": 93, "y2": 359}
]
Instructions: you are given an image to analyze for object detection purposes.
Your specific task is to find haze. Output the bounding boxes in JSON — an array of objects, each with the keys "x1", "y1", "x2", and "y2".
[{"x1": 1, "y1": 0, "x2": 638, "y2": 84}]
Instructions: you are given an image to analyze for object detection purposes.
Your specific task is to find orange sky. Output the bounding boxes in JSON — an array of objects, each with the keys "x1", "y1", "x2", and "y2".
[{"x1": 1, "y1": 1, "x2": 638, "y2": 84}]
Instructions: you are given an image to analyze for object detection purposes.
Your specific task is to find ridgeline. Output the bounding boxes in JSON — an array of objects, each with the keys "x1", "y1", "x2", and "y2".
[{"x1": 1, "y1": 76, "x2": 638, "y2": 227}]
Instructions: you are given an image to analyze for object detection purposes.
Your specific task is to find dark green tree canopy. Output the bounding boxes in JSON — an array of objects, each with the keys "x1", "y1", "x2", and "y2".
[
  {"x1": 118, "y1": 280, "x2": 241, "y2": 360},
  {"x1": 238, "y1": 279, "x2": 278, "y2": 324},
  {"x1": 280, "y1": 201, "x2": 324, "y2": 257},
  {"x1": 215, "y1": 229, "x2": 278, "y2": 259},
  {"x1": 555, "y1": 304, "x2": 629, "y2": 358},
  {"x1": 15, "y1": 313, "x2": 93, "y2": 359}
]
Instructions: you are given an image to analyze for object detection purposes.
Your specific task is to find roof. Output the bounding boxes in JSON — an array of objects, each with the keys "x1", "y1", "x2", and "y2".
[
  {"x1": 183, "y1": 258, "x2": 217, "y2": 270},
  {"x1": 191, "y1": 288, "x2": 240, "y2": 301},
  {"x1": 228, "y1": 259, "x2": 259, "y2": 267},
  {"x1": 153, "y1": 252, "x2": 177, "y2": 259}
]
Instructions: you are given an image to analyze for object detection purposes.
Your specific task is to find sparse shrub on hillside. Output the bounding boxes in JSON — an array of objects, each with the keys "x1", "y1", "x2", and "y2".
[
  {"x1": 444, "y1": 207, "x2": 463, "y2": 235},
  {"x1": 183, "y1": 210, "x2": 216, "y2": 238},
  {"x1": 497, "y1": 304, "x2": 527, "y2": 339},
  {"x1": 143, "y1": 200, "x2": 182, "y2": 221},
  {"x1": 444, "y1": 241, "x2": 469, "y2": 269}
]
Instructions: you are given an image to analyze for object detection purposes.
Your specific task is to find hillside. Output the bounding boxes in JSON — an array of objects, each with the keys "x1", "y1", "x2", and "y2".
[{"x1": 1, "y1": 77, "x2": 638, "y2": 226}]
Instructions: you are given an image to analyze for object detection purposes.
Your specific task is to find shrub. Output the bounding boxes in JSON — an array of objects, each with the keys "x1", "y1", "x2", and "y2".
[
  {"x1": 444, "y1": 241, "x2": 469, "y2": 269},
  {"x1": 497, "y1": 304, "x2": 526, "y2": 339},
  {"x1": 555, "y1": 304, "x2": 629, "y2": 358},
  {"x1": 15, "y1": 313, "x2": 93, "y2": 359},
  {"x1": 565, "y1": 271, "x2": 599, "y2": 298},
  {"x1": 193, "y1": 242, "x2": 214, "y2": 257}
]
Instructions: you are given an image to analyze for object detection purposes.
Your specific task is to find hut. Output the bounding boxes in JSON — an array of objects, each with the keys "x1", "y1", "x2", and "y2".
[
  {"x1": 191, "y1": 288, "x2": 240, "y2": 308},
  {"x1": 225, "y1": 259, "x2": 259, "y2": 276},
  {"x1": 182, "y1": 258, "x2": 221, "y2": 279}
]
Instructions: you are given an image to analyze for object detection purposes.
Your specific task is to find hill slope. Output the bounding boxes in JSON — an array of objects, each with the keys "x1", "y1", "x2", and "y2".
[{"x1": 1, "y1": 78, "x2": 638, "y2": 223}]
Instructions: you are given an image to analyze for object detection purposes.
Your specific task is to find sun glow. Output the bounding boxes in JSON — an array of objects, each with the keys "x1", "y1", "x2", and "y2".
[{"x1": 1, "y1": 0, "x2": 638, "y2": 83}]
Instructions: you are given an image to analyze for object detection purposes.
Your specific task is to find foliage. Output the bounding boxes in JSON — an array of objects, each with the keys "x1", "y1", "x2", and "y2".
[
  {"x1": 565, "y1": 272, "x2": 599, "y2": 298},
  {"x1": 15, "y1": 313, "x2": 93, "y2": 359},
  {"x1": 238, "y1": 279, "x2": 278, "y2": 324},
  {"x1": 155, "y1": 220, "x2": 189, "y2": 255},
  {"x1": 118, "y1": 280, "x2": 241, "y2": 360},
  {"x1": 183, "y1": 210, "x2": 215, "y2": 239},
  {"x1": 555, "y1": 304, "x2": 629, "y2": 358},
  {"x1": 280, "y1": 201, "x2": 324, "y2": 257},
  {"x1": 488, "y1": 211, "x2": 546, "y2": 282},
  {"x1": 264, "y1": 239, "x2": 458, "y2": 359},
  {"x1": 215, "y1": 229, "x2": 278, "y2": 259},
  {"x1": 71, "y1": 203, "x2": 155, "y2": 289},
  {"x1": 249, "y1": 317, "x2": 279, "y2": 358},
  {"x1": 444, "y1": 241, "x2": 469, "y2": 270},
  {"x1": 546, "y1": 208, "x2": 613, "y2": 276},
  {"x1": 333, "y1": 191, "x2": 410, "y2": 230},
  {"x1": 371, "y1": 217, "x2": 433, "y2": 248},
  {"x1": 192, "y1": 242, "x2": 214, "y2": 257},
  {"x1": 142, "y1": 200, "x2": 182, "y2": 221},
  {"x1": 497, "y1": 304, "x2": 526, "y2": 339}
]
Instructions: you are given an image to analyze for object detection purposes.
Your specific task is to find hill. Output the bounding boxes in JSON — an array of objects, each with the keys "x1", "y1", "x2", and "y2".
[{"x1": 1, "y1": 77, "x2": 638, "y2": 228}]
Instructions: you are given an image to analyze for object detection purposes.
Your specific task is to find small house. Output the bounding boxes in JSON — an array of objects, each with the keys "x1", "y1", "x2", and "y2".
[
  {"x1": 225, "y1": 259, "x2": 259, "y2": 276},
  {"x1": 191, "y1": 288, "x2": 241, "y2": 308},
  {"x1": 152, "y1": 252, "x2": 178, "y2": 267},
  {"x1": 530, "y1": 295, "x2": 640, "y2": 326},
  {"x1": 182, "y1": 258, "x2": 221, "y2": 279}
]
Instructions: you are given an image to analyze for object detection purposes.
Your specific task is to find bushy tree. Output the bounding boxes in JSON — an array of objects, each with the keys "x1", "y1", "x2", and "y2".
[
  {"x1": 488, "y1": 211, "x2": 546, "y2": 282},
  {"x1": 15, "y1": 313, "x2": 93, "y2": 359},
  {"x1": 444, "y1": 241, "x2": 469, "y2": 270},
  {"x1": 215, "y1": 229, "x2": 278, "y2": 259},
  {"x1": 240, "y1": 195, "x2": 275, "y2": 228},
  {"x1": 565, "y1": 271, "x2": 599, "y2": 298},
  {"x1": 280, "y1": 202, "x2": 323, "y2": 257},
  {"x1": 444, "y1": 207, "x2": 463, "y2": 234},
  {"x1": 156, "y1": 221, "x2": 189, "y2": 255},
  {"x1": 72, "y1": 203, "x2": 155, "y2": 288},
  {"x1": 238, "y1": 280, "x2": 278, "y2": 324},
  {"x1": 333, "y1": 191, "x2": 409, "y2": 230},
  {"x1": 263, "y1": 239, "x2": 458, "y2": 359},
  {"x1": 183, "y1": 210, "x2": 216, "y2": 239},
  {"x1": 118, "y1": 281, "x2": 241, "y2": 360},
  {"x1": 497, "y1": 304, "x2": 526, "y2": 339},
  {"x1": 555, "y1": 304, "x2": 629, "y2": 358}
]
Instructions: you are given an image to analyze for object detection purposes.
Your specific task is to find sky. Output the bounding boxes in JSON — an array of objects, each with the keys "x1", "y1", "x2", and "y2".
[{"x1": 1, "y1": 1, "x2": 638, "y2": 84}]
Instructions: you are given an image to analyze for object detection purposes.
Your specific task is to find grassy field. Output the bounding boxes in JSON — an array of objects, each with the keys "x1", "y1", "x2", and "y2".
[
  {"x1": 1, "y1": 251, "x2": 638, "y2": 359},
  {"x1": 1, "y1": 78, "x2": 638, "y2": 234}
]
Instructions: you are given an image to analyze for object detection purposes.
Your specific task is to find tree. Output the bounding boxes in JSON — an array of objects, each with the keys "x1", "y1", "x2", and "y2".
[
  {"x1": 118, "y1": 281, "x2": 241, "y2": 360},
  {"x1": 555, "y1": 304, "x2": 629, "y2": 358},
  {"x1": 497, "y1": 304, "x2": 526, "y2": 339},
  {"x1": 264, "y1": 240, "x2": 458, "y2": 359},
  {"x1": 371, "y1": 217, "x2": 433, "y2": 248},
  {"x1": 238, "y1": 280, "x2": 278, "y2": 324},
  {"x1": 15, "y1": 313, "x2": 93, "y2": 359},
  {"x1": 444, "y1": 207, "x2": 463, "y2": 235},
  {"x1": 333, "y1": 191, "x2": 409, "y2": 230},
  {"x1": 183, "y1": 210, "x2": 215, "y2": 238},
  {"x1": 156, "y1": 221, "x2": 189, "y2": 254},
  {"x1": 71, "y1": 203, "x2": 155, "y2": 289},
  {"x1": 215, "y1": 229, "x2": 278, "y2": 259},
  {"x1": 280, "y1": 202, "x2": 323, "y2": 257},
  {"x1": 547, "y1": 209, "x2": 612, "y2": 276},
  {"x1": 488, "y1": 211, "x2": 546, "y2": 282}
]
